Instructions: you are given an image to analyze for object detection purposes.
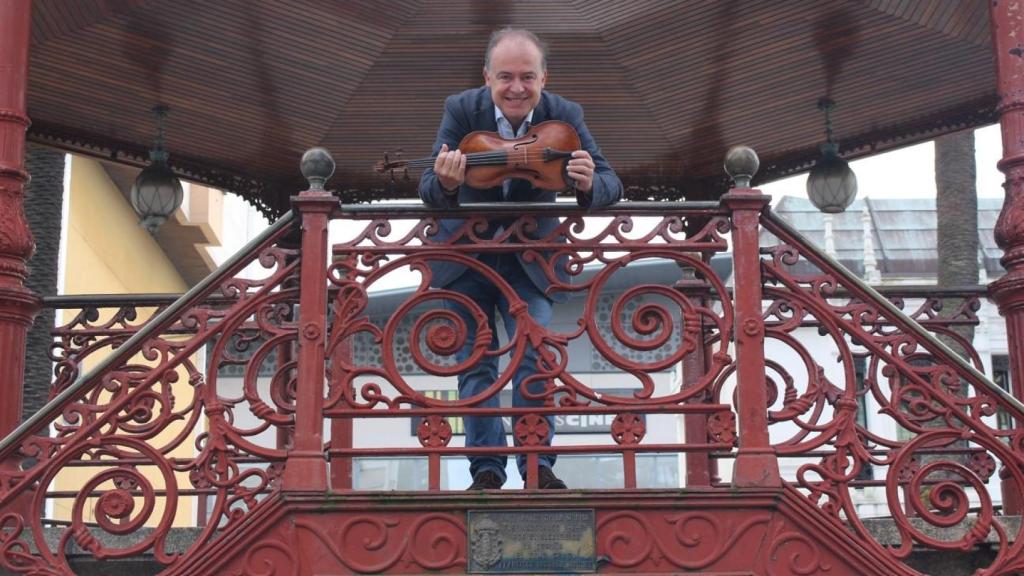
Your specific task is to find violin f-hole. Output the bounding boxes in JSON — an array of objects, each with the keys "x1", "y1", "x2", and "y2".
[{"x1": 512, "y1": 134, "x2": 539, "y2": 150}]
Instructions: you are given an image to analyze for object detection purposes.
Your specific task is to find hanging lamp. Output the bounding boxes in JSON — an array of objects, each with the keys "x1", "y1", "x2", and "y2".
[
  {"x1": 130, "y1": 105, "x2": 184, "y2": 233},
  {"x1": 806, "y1": 98, "x2": 857, "y2": 213}
]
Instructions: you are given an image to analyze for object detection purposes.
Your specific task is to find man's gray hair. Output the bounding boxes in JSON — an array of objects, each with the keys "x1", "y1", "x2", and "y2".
[{"x1": 484, "y1": 27, "x2": 548, "y2": 71}]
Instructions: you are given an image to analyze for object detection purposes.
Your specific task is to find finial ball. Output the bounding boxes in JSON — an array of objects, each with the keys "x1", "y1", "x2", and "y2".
[
  {"x1": 724, "y1": 146, "x2": 759, "y2": 188},
  {"x1": 300, "y1": 147, "x2": 335, "y2": 191}
]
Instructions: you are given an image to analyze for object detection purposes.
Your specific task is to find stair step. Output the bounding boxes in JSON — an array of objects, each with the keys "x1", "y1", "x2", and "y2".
[{"x1": 2, "y1": 491, "x2": 1015, "y2": 575}]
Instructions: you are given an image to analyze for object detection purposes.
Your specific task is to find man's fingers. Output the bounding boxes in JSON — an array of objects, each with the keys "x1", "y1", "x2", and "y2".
[
  {"x1": 435, "y1": 144, "x2": 465, "y2": 191},
  {"x1": 434, "y1": 144, "x2": 450, "y2": 172},
  {"x1": 443, "y1": 149, "x2": 463, "y2": 175},
  {"x1": 568, "y1": 151, "x2": 593, "y2": 182},
  {"x1": 568, "y1": 151, "x2": 595, "y2": 173},
  {"x1": 566, "y1": 162, "x2": 593, "y2": 193}
]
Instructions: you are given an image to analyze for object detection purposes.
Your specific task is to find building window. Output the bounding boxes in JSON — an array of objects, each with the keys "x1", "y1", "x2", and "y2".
[
  {"x1": 994, "y1": 355, "x2": 1014, "y2": 431},
  {"x1": 853, "y1": 356, "x2": 872, "y2": 481}
]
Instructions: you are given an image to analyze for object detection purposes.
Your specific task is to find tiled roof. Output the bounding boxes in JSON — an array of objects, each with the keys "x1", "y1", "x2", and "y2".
[{"x1": 763, "y1": 196, "x2": 1003, "y2": 278}]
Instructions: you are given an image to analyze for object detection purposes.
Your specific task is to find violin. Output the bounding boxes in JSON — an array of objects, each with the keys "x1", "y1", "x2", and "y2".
[{"x1": 375, "y1": 120, "x2": 581, "y2": 191}]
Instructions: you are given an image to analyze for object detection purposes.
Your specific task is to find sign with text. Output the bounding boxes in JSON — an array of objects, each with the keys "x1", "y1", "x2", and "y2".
[{"x1": 467, "y1": 509, "x2": 596, "y2": 573}]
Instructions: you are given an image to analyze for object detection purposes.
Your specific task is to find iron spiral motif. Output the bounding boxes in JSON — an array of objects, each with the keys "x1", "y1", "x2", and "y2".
[
  {"x1": 758, "y1": 220, "x2": 1024, "y2": 575},
  {"x1": 0, "y1": 232, "x2": 300, "y2": 574},
  {"x1": 325, "y1": 212, "x2": 736, "y2": 413}
]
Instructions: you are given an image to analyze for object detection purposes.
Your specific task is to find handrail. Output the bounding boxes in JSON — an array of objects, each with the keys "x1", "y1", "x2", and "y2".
[
  {"x1": 41, "y1": 293, "x2": 237, "y2": 308},
  {"x1": 762, "y1": 208, "x2": 1024, "y2": 416},
  {"x1": 336, "y1": 200, "x2": 725, "y2": 218},
  {"x1": 38, "y1": 283, "x2": 991, "y2": 310},
  {"x1": 0, "y1": 210, "x2": 298, "y2": 457}
]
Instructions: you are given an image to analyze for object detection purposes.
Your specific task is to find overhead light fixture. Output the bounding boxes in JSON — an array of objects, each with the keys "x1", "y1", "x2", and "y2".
[
  {"x1": 806, "y1": 98, "x2": 857, "y2": 213},
  {"x1": 130, "y1": 105, "x2": 183, "y2": 233}
]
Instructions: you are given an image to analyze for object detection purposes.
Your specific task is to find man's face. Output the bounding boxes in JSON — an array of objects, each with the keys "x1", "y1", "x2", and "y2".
[{"x1": 484, "y1": 38, "x2": 547, "y2": 129}]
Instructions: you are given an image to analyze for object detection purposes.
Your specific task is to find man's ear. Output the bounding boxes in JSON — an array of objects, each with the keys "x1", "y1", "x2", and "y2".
[{"x1": 482, "y1": 66, "x2": 490, "y2": 86}]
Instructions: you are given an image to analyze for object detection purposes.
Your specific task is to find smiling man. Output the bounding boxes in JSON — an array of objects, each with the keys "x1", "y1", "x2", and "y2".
[{"x1": 419, "y1": 28, "x2": 622, "y2": 492}]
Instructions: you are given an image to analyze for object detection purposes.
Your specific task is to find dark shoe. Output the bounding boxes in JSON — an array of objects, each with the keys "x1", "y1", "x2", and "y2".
[
  {"x1": 468, "y1": 470, "x2": 505, "y2": 490},
  {"x1": 528, "y1": 466, "x2": 568, "y2": 490}
]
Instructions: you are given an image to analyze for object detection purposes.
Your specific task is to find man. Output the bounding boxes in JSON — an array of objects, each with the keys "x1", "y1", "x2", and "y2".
[{"x1": 419, "y1": 27, "x2": 623, "y2": 490}]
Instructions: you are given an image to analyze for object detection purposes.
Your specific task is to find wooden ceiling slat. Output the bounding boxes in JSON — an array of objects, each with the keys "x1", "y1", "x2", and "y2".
[
  {"x1": 733, "y1": 56, "x2": 988, "y2": 152},
  {"x1": 24, "y1": 0, "x2": 998, "y2": 208},
  {"x1": 908, "y1": 0, "x2": 930, "y2": 26},
  {"x1": 919, "y1": 0, "x2": 944, "y2": 30},
  {"x1": 28, "y1": 0, "x2": 421, "y2": 169},
  {"x1": 968, "y1": 2, "x2": 991, "y2": 46},
  {"x1": 31, "y1": 0, "x2": 146, "y2": 43},
  {"x1": 603, "y1": 6, "x2": 902, "y2": 139},
  {"x1": 867, "y1": 0, "x2": 989, "y2": 46}
]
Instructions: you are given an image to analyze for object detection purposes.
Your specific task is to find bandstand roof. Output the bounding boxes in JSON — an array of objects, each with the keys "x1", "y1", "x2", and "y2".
[{"x1": 27, "y1": 0, "x2": 997, "y2": 217}]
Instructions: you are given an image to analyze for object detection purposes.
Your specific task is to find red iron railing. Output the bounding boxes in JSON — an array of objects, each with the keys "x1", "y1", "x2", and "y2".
[
  {"x1": 757, "y1": 211, "x2": 1024, "y2": 574},
  {"x1": 0, "y1": 148, "x2": 1022, "y2": 575}
]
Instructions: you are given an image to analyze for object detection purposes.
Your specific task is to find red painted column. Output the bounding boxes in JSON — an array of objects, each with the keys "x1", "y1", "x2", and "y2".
[
  {"x1": 988, "y1": 0, "x2": 1024, "y2": 516},
  {"x1": 721, "y1": 147, "x2": 781, "y2": 487},
  {"x1": 282, "y1": 149, "x2": 335, "y2": 491},
  {"x1": 679, "y1": 280, "x2": 711, "y2": 487},
  {"x1": 329, "y1": 340, "x2": 353, "y2": 491},
  {"x1": 0, "y1": 0, "x2": 39, "y2": 438}
]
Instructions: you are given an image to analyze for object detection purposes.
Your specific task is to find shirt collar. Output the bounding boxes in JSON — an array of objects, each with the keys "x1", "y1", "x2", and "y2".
[{"x1": 494, "y1": 106, "x2": 534, "y2": 134}]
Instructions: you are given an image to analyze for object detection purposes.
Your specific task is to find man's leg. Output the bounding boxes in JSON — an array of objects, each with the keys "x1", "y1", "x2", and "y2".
[
  {"x1": 443, "y1": 264, "x2": 507, "y2": 486},
  {"x1": 494, "y1": 256, "x2": 559, "y2": 482}
]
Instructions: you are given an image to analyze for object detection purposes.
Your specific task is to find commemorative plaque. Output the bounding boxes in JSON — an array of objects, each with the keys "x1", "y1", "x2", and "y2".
[{"x1": 467, "y1": 509, "x2": 596, "y2": 573}]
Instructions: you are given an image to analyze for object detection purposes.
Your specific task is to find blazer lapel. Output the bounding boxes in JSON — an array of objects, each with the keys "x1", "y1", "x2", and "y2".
[
  {"x1": 475, "y1": 86, "x2": 499, "y2": 132},
  {"x1": 531, "y1": 93, "x2": 549, "y2": 126}
]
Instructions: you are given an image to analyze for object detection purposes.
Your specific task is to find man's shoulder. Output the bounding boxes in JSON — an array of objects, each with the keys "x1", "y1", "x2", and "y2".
[{"x1": 538, "y1": 90, "x2": 582, "y2": 121}]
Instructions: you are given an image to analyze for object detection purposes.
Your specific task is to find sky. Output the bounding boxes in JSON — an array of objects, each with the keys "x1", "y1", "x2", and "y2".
[{"x1": 760, "y1": 124, "x2": 1004, "y2": 201}]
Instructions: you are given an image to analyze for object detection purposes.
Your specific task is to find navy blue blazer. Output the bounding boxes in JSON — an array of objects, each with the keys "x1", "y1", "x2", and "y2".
[{"x1": 418, "y1": 86, "x2": 623, "y2": 302}]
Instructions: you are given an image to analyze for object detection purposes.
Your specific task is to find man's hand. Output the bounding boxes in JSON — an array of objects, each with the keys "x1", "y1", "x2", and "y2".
[
  {"x1": 566, "y1": 150, "x2": 595, "y2": 193},
  {"x1": 434, "y1": 143, "x2": 467, "y2": 194}
]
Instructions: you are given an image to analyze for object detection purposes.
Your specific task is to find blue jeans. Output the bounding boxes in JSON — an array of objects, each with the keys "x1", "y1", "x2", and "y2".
[{"x1": 443, "y1": 253, "x2": 555, "y2": 483}]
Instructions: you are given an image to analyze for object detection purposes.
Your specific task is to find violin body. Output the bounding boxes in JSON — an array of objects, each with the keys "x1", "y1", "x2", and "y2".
[
  {"x1": 458, "y1": 120, "x2": 581, "y2": 191},
  {"x1": 375, "y1": 120, "x2": 582, "y2": 192}
]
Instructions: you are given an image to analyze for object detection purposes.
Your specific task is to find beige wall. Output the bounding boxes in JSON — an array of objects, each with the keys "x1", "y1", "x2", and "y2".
[
  {"x1": 53, "y1": 155, "x2": 197, "y2": 527},
  {"x1": 64, "y1": 156, "x2": 188, "y2": 295}
]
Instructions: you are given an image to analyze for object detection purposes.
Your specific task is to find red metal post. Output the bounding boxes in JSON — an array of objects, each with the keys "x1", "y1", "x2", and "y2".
[
  {"x1": 282, "y1": 150, "x2": 335, "y2": 491},
  {"x1": 989, "y1": 0, "x2": 1024, "y2": 516},
  {"x1": 328, "y1": 339, "x2": 353, "y2": 491},
  {"x1": 622, "y1": 449, "x2": 637, "y2": 489},
  {"x1": 721, "y1": 148, "x2": 781, "y2": 487},
  {"x1": 0, "y1": 0, "x2": 39, "y2": 439},
  {"x1": 680, "y1": 281, "x2": 711, "y2": 487},
  {"x1": 277, "y1": 339, "x2": 295, "y2": 453}
]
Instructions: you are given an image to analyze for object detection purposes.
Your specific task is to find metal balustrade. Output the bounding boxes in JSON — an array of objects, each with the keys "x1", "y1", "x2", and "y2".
[{"x1": 1, "y1": 149, "x2": 1022, "y2": 575}]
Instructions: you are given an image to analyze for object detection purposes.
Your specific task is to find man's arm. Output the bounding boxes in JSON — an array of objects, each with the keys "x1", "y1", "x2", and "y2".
[
  {"x1": 419, "y1": 95, "x2": 470, "y2": 208},
  {"x1": 563, "y1": 101, "x2": 623, "y2": 209}
]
